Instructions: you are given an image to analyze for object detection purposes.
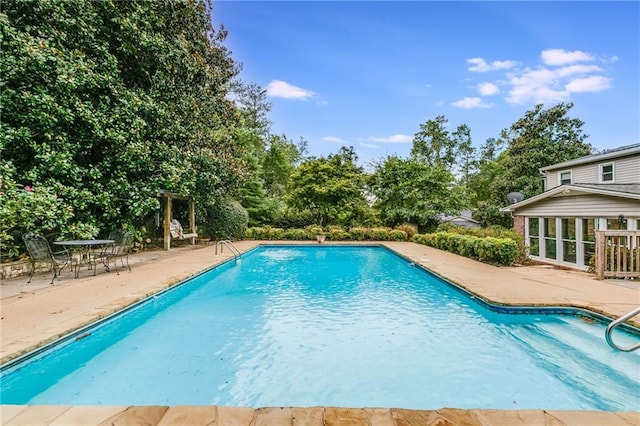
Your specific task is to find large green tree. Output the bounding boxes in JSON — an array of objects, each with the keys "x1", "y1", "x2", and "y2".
[
  {"x1": 369, "y1": 156, "x2": 466, "y2": 231},
  {"x1": 286, "y1": 147, "x2": 369, "y2": 226},
  {"x1": 1, "y1": 0, "x2": 246, "y2": 256},
  {"x1": 491, "y1": 102, "x2": 593, "y2": 200}
]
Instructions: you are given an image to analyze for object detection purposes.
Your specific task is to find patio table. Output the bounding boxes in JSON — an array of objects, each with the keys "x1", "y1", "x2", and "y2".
[{"x1": 53, "y1": 239, "x2": 114, "y2": 278}]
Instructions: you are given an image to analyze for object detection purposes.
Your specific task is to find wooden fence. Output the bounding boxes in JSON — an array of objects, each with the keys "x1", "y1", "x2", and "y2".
[{"x1": 595, "y1": 230, "x2": 640, "y2": 280}]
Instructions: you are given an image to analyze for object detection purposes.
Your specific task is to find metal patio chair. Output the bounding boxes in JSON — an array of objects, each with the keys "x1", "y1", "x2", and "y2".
[
  {"x1": 22, "y1": 233, "x2": 74, "y2": 284},
  {"x1": 96, "y1": 230, "x2": 134, "y2": 275}
]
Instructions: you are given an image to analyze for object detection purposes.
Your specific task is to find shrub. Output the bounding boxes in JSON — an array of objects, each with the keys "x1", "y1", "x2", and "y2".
[
  {"x1": 245, "y1": 227, "x2": 264, "y2": 239},
  {"x1": 263, "y1": 226, "x2": 285, "y2": 240},
  {"x1": 283, "y1": 228, "x2": 308, "y2": 240},
  {"x1": 349, "y1": 227, "x2": 367, "y2": 241},
  {"x1": 394, "y1": 224, "x2": 418, "y2": 239},
  {"x1": 203, "y1": 199, "x2": 248, "y2": 241},
  {"x1": 411, "y1": 231, "x2": 518, "y2": 265},
  {"x1": 305, "y1": 225, "x2": 324, "y2": 238},
  {"x1": 367, "y1": 227, "x2": 391, "y2": 241},
  {"x1": 388, "y1": 229, "x2": 408, "y2": 241},
  {"x1": 327, "y1": 226, "x2": 348, "y2": 240}
]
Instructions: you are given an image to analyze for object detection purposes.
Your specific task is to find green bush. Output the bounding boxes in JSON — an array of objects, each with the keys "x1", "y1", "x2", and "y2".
[
  {"x1": 203, "y1": 199, "x2": 248, "y2": 241},
  {"x1": 349, "y1": 227, "x2": 367, "y2": 241},
  {"x1": 394, "y1": 224, "x2": 418, "y2": 239},
  {"x1": 367, "y1": 227, "x2": 391, "y2": 240},
  {"x1": 388, "y1": 229, "x2": 408, "y2": 241},
  {"x1": 245, "y1": 227, "x2": 263, "y2": 239},
  {"x1": 283, "y1": 228, "x2": 308, "y2": 240},
  {"x1": 305, "y1": 225, "x2": 324, "y2": 238},
  {"x1": 412, "y1": 231, "x2": 518, "y2": 265},
  {"x1": 327, "y1": 226, "x2": 348, "y2": 241}
]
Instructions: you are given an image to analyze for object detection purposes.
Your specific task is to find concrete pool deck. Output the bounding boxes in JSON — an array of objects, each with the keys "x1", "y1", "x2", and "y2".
[{"x1": 1, "y1": 241, "x2": 639, "y2": 425}]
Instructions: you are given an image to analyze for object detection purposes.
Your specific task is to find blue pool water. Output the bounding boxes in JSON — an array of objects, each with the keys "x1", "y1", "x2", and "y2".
[{"x1": 1, "y1": 246, "x2": 639, "y2": 410}]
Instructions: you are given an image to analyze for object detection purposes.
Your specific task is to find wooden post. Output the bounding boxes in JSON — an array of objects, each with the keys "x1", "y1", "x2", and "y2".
[
  {"x1": 164, "y1": 196, "x2": 172, "y2": 250},
  {"x1": 189, "y1": 198, "x2": 196, "y2": 245},
  {"x1": 595, "y1": 231, "x2": 605, "y2": 280}
]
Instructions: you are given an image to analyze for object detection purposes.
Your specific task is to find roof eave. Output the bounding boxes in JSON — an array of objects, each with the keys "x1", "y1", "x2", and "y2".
[{"x1": 500, "y1": 185, "x2": 640, "y2": 212}]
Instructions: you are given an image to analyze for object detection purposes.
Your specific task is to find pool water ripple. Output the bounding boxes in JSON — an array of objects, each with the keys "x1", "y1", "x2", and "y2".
[{"x1": 1, "y1": 246, "x2": 638, "y2": 410}]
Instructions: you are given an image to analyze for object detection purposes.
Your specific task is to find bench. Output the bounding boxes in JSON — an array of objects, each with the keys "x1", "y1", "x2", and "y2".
[{"x1": 170, "y1": 219, "x2": 198, "y2": 240}]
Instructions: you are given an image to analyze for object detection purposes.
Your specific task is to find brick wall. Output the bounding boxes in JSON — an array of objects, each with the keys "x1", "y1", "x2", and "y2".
[{"x1": 513, "y1": 215, "x2": 525, "y2": 238}]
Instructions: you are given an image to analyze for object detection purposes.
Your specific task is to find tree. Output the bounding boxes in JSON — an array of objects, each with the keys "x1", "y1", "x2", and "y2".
[
  {"x1": 467, "y1": 137, "x2": 506, "y2": 207},
  {"x1": 286, "y1": 147, "x2": 369, "y2": 226},
  {"x1": 262, "y1": 135, "x2": 305, "y2": 197},
  {"x1": 369, "y1": 156, "x2": 466, "y2": 231},
  {"x1": 451, "y1": 124, "x2": 476, "y2": 187},
  {"x1": 491, "y1": 102, "x2": 593, "y2": 200},
  {"x1": 1, "y1": 0, "x2": 247, "y2": 258},
  {"x1": 410, "y1": 115, "x2": 456, "y2": 168},
  {"x1": 229, "y1": 80, "x2": 272, "y2": 139}
]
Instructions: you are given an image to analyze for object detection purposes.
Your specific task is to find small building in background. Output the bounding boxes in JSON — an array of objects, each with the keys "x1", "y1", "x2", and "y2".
[{"x1": 438, "y1": 209, "x2": 481, "y2": 228}]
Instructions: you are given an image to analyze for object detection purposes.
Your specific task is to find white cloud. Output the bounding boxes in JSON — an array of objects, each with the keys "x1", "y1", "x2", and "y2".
[
  {"x1": 478, "y1": 82, "x2": 499, "y2": 96},
  {"x1": 554, "y1": 64, "x2": 603, "y2": 78},
  {"x1": 505, "y1": 63, "x2": 611, "y2": 104},
  {"x1": 369, "y1": 134, "x2": 413, "y2": 144},
  {"x1": 266, "y1": 80, "x2": 316, "y2": 100},
  {"x1": 463, "y1": 49, "x2": 613, "y2": 105},
  {"x1": 451, "y1": 97, "x2": 493, "y2": 109},
  {"x1": 467, "y1": 57, "x2": 517, "y2": 72},
  {"x1": 323, "y1": 136, "x2": 345, "y2": 143},
  {"x1": 566, "y1": 76, "x2": 612, "y2": 93},
  {"x1": 541, "y1": 49, "x2": 594, "y2": 66},
  {"x1": 360, "y1": 142, "x2": 379, "y2": 149}
]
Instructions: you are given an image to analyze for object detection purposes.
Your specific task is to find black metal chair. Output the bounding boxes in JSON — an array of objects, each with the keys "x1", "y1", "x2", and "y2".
[
  {"x1": 96, "y1": 230, "x2": 134, "y2": 275},
  {"x1": 22, "y1": 233, "x2": 74, "y2": 284}
]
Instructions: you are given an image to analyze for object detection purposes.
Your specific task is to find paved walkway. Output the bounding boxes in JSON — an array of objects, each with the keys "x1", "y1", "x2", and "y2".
[{"x1": 1, "y1": 241, "x2": 639, "y2": 425}]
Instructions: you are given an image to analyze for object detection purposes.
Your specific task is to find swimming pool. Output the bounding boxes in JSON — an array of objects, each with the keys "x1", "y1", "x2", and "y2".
[{"x1": 1, "y1": 246, "x2": 638, "y2": 410}]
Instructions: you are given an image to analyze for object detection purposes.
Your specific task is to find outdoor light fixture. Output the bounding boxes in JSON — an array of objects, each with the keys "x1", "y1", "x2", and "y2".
[{"x1": 618, "y1": 214, "x2": 626, "y2": 226}]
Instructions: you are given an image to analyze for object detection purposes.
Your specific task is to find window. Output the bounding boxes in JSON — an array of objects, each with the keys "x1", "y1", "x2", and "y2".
[
  {"x1": 600, "y1": 163, "x2": 614, "y2": 182},
  {"x1": 559, "y1": 170, "x2": 572, "y2": 185},
  {"x1": 582, "y1": 219, "x2": 595, "y2": 266},
  {"x1": 561, "y1": 218, "x2": 576, "y2": 263},
  {"x1": 543, "y1": 218, "x2": 556, "y2": 260},
  {"x1": 528, "y1": 218, "x2": 540, "y2": 256}
]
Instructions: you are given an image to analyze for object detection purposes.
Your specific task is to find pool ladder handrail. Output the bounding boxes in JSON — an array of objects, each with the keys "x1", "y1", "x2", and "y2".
[
  {"x1": 215, "y1": 240, "x2": 241, "y2": 259},
  {"x1": 605, "y1": 306, "x2": 640, "y2": 352}
]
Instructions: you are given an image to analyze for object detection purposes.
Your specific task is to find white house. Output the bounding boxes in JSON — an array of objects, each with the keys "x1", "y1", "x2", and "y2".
[{"x1": 501, "y1": 143, "x2": 640, "y2": 270}]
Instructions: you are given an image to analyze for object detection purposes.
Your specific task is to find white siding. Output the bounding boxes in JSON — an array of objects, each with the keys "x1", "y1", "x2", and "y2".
[
  {"x1": 615, "y1": 155, "x2": 640, "y2": 183},
  {"x1": 514, "y1": 194, "x2": 640, "y2": 216},
  {"x1": 546, "y1": 173, "x2": 558, "y2": 189},
  {"x1": 544, "y1": 153, "x2": 640, "y2": 188},
  {"x1": 572, "y1": 165, "x2": 599, "y2": 184}
]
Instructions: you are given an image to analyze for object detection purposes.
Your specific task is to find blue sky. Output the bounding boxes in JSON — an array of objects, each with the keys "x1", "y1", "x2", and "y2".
[{"x1": 213, "y1": 1, "x2": 639, "y2": 165}]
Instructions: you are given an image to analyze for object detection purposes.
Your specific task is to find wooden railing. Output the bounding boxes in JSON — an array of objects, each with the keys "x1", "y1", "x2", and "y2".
[{"x1": 595, "y1": 230, "x2": 640, "y2": 280}]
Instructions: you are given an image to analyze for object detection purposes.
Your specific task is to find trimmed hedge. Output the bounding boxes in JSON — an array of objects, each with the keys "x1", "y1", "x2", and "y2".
[
  {"x1": 412, "y1": 231, "x2": 518, "y2": 265},
  {"x1": 245, "y1": 225, "x2": 406, "y2": 242}
]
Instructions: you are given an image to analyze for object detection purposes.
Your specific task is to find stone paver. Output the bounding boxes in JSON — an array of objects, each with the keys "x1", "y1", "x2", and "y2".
[
  {"x1": 4, "y1": 405, "x2": 71, "y2": 425},
  {"x1": 97, "y1": 405, "x2": 168, "y2": 426},
  {"x1": 156, "y1": 405, "x2": 218, "y2": 425},
  {"x1": 50, "y1": 406, "x2": 130, "y2": 425},
  {"x1": 1, "y1": 241, "x2": 638, "y2": 425},
  {"x1": 292, "y1": 406, "x2": 324, "y2": 426}
]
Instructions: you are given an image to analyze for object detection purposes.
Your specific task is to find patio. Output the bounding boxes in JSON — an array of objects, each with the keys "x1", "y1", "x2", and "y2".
[{"x1": 1, "y1": 241, "x2": 638, "y2": 425}]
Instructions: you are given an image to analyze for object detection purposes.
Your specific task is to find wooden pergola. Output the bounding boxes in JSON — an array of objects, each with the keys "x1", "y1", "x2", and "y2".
[{"x1": 156, "y1": 189, "x2": 197, "y2": 250}]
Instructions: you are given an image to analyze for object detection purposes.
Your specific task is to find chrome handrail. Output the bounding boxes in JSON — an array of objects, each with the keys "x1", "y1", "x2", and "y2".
[
  {"x1": 215, "y1": 240, "x2": 241, "y2": 259},
  {"x1": 605, "y1": 306, "x2": 640, "y2": 352}
]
